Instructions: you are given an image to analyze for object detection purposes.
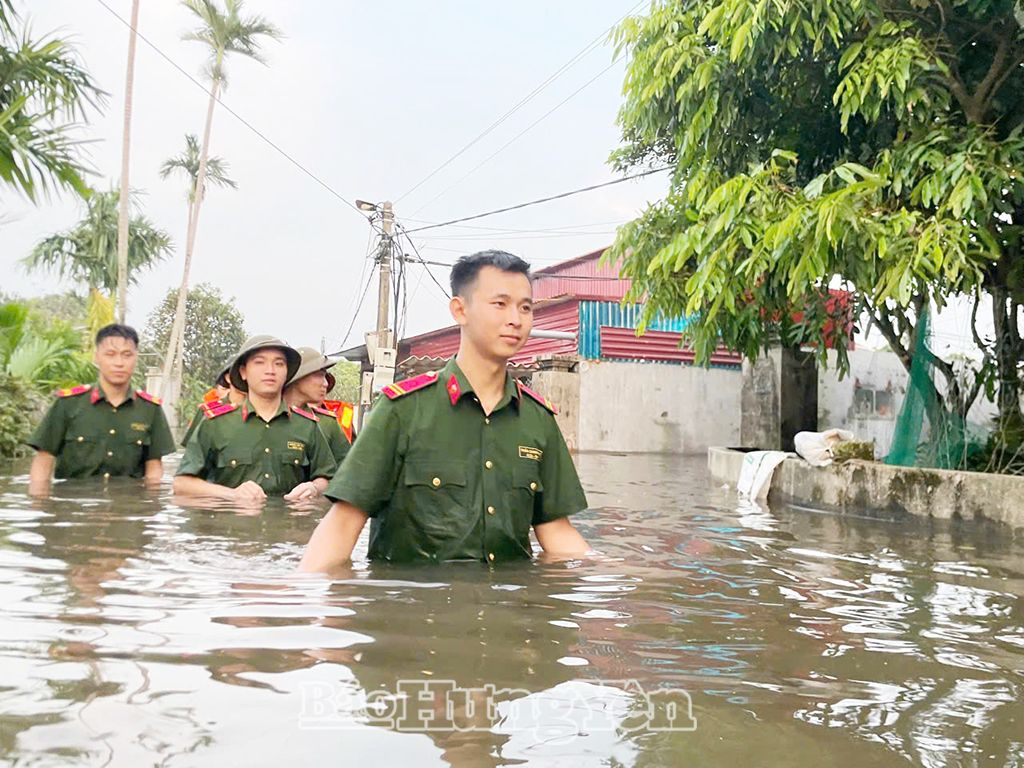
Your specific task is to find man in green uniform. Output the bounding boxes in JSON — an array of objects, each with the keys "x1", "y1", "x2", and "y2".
[
  {"x1": 284, "y1": 347, "x2": 351, "y2": 465},
  {"x1": 300, "y1": 250, "x2": 590, "y2": 571},
  {"x1": 27, "y1": 323, "x2": 176, "y2": 496},
  {"x1": 179, "y1": 359, "x2": 245, "y2": 448},
  {"x1": 173, "y1": 336, "x2": 336, "y2": 504}
]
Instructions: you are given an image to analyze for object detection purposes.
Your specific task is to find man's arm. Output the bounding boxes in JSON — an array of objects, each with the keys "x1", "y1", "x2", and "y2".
[
  {"x1": 28, "y1": 451, "x2": 56, "y2": 497},
  {"x1": 143, "y1": 458, "x2": 163, "y2": 486},
  {"x1": 299, "y1": 501, "x2": 369, "y2": 573},
  {"x1": 534, "y1": 517, "x2": 590, "y2": 556},
  {"x1": 173, "y1": 474, "x2": 267, "y2": 502}
]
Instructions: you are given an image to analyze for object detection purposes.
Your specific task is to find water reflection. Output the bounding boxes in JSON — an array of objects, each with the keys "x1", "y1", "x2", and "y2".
[{"x1": 0, "y1": 455, "x2": 1021, "y2": 766}]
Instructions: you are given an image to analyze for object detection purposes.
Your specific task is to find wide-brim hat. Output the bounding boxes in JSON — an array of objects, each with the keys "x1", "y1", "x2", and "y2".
[
  {"x1": 229, "y1": 335, "x2": 301, "y2": 392},
  {"x1": 286, "y1": 346, "x2": 344, "y2": 390},
  {"x1": 214, "y1": 361, "x2": 231, "y2": 388}
]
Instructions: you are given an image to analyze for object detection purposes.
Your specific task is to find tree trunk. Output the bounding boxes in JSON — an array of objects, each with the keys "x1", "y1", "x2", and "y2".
[
  {"x1": 160, "y1": 76, "x2": 220, "y2": 399},
  {"x1": 991, "y1": 284, "x2": 1024, "y2": 430},
  {"x1": 115, "y1": 0, "x2": 140, "y2": 324}
]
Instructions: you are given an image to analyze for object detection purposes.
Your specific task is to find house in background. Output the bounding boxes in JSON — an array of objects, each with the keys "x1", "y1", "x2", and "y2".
[
  {"x1": 343, "y1": 248, "x2": 909, "y2": 456},
  {"x1": 344, "y1": 248, "x2": 745, "y2": 454}
]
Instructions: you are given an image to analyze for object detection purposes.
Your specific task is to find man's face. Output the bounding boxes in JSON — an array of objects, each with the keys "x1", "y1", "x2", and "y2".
[
  {"x1": 292, "y1": 370, "x2": 328, "y2": 404},
  {"x1": 93, "y1": 336, "x2": 137, "y2": 386},
  {"x1": 453, "y1": 266, "x2": 533, "y2": 362},
  {"x1": 240, "y1": 349, "x2": 289, "y2": 398}
]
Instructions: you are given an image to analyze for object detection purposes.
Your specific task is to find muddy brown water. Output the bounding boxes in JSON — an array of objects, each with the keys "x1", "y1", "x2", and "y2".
[{"x1": 1, "y1": 454, "x2": 1022, "y2": 767}]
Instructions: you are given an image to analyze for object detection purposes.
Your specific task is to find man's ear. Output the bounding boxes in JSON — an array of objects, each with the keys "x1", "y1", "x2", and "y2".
[{"x1": 450, "y1": 295, "x2": 468, "y2": 327}]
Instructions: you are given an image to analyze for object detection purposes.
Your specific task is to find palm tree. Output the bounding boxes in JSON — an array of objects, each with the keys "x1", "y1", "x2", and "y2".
[
  {"x1": 0, "y1": 2, "x2": 102, "y2": 202},
  {"x1": 23, "y1": 189, "x2": 172, "y2": 338},
  {"x1": 116, "y1": 0, "x2": 141, "y2": 323},
  {"x1": 160, "y1": 0, "x2": 280, "y2": 398},
  {"x1": 159, "y1": 132, "x2": 236, "y2": 389}
]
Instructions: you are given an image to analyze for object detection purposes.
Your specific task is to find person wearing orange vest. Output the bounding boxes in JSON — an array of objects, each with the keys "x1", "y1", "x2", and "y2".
[{"x1": 284, "y1": 347, "x2": 352, "y2": 465}]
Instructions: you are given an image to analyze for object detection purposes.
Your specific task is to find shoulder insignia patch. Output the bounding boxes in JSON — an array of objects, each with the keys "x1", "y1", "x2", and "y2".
[
  {"x1": 203, "y1": 402, "x2": 238, "y2": 420},
  {"x1": 517, "y1": 381, "x2": 559, "y2": 415},
  {"x1": 311, "y1": 404, "x2": 335, "y2": 418},
  {"x1": 381, "y1": 370, "x2": 439, "y2": 400},
  {"x1": 135, "y1": 389, "x2": 162, "y2": 405},
  {"x1": 55, "y1": 384, "x2": 91, "y2": 398},
  {"x1": 291, "y1": 405, "x2": 319, "y2": 422}
]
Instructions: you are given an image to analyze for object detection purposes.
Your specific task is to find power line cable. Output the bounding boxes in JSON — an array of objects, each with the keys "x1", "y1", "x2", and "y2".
[
  {"x1": 403, "y1": 166, "x2": 669, "y2": 234},
  {"x1": 92, "y1": 0, "x2": 364, "y2": 218},
  {"x1": 337, "y1": 261, "x2": 378, "y2": 350},
  {"x1": 394, "y1": 0, "x2": 644, "y2": 205},
  {"x1": 409, "y1": 59, "x2": 620, "y2": 217},
  {"x1": 397, "y1": 223, "x2": 451, "y2": 299}
]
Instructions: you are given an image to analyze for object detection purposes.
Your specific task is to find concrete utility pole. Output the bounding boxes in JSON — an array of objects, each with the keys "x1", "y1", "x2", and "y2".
[
  {"x1": 354, "y1": 200, "x2": 398, "y2": 429},
  {"x1": 376, "y1": 201, "x2": 394, "y2": 337}
]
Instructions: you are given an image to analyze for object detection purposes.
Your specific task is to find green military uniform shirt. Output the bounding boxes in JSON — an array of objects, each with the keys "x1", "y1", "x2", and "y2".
[
  {"x1": 312, "y1": 405, "x2": 352, "y2": 466},
  {"x1": 27, "y1": 384, "x2": 176, "y2": 479},
  {"x1": 176, "y1": 399, "x2": 337, "y2": 494},
  {"x1": 180, "y1": 398, "x2": 228, "y2": 448},
  {"x1": 324, "y1": 358, "x2": 588, "y2": 563}
]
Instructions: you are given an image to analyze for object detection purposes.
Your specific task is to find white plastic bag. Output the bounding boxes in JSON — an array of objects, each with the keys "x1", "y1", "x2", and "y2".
[{"x1": 794, "y1": 428, "x2": 854, "y2": 467}]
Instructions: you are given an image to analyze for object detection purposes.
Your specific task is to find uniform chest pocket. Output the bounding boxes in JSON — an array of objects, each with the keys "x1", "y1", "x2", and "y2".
[
  {"x1": 512, "y1": 463, "x2": 543, "y2": 494},
  {"x1": 403, "y1": 461, "x2": 471, "y2": 539},
  {"x1": 217, "y1": 446, "x2": 255, "y2": 469},
  {"x1": 65, "y1": 432, "x2": 100, "y2": 461},
  {"x1": 507, "y1": 464, "x2": 543, "y2": 535},
  {"x1": 404, "y1": 461, "x2": 468, "y2": 492},
  {"x1": 280, "y1": 448, "x2": 309, "y2": 469}
]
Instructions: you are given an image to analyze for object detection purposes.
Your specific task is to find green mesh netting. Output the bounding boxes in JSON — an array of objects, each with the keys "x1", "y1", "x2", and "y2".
[{"x1": 885, "y1": 310, "x2": 986, "y2": 469}]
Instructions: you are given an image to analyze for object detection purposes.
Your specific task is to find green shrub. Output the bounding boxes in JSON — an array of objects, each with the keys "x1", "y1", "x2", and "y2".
[{"x1": 0, "y1": 373, "x2": 42, "y2": 460}]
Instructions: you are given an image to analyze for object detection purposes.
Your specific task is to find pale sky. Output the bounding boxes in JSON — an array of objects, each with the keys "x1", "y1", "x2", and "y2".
[{"x1": 1, "y1": 0, "x2": 667, "y2": 352}]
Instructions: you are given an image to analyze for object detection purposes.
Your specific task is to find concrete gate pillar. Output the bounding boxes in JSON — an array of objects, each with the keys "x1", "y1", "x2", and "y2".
[{"x1": 740, "y1": 347, "x2": 817, "y2": 451}]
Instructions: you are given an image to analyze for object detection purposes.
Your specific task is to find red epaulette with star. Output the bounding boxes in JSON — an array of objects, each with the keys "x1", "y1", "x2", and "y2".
[
  {"x1": 311, "y1": 405, "x2": 335, "y2": 418},
  {"x1": 55, "y1": 384, "x2": 91, "y2": 398},
  {"x1": 136, "y1": 389, "x2": 162, "y2": 405},
  {"x1": 517, "y1": 381, "x2": 559, "y2": 415},
  {"x1": 291, "y1": 405, "x2": 319, "y2": 421},
  {"x1": 203, "y1": 402, "x2": 238, "y2": 419},
  {"x1": 381, "y1": 370, "x2": 439, "y2": 400}
]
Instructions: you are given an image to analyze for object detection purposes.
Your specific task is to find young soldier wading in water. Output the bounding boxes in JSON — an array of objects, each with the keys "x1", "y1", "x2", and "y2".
[{"x1": 300, "y1": 250, "x2": 590, "y2": 572}]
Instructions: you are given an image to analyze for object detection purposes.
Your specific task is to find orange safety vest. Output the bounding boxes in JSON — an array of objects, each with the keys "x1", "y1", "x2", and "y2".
[{"x1": 321, "y1": 399, "x2": 355, "y2": 443}]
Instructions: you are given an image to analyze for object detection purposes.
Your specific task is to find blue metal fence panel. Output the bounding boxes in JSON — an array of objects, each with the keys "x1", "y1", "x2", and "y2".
[{"x1": 578, "y1": 301, "x2": 690, "y2": 359}]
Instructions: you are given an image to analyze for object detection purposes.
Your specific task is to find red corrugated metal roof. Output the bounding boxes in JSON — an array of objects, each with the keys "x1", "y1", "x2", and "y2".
[
  {"x1": 533, "y1": 247, "x2": 630, "y2": 302},
  {"x1": 406, "y1": 298, "x2": 581, "y2": 364},
  {"x1": 599, "y1": 326, "x2": 742, "y2": 367}
]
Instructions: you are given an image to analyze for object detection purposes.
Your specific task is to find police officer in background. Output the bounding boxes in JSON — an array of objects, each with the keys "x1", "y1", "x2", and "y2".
[
  {"x1": 179, "y1": 358, "x2": 246, "y2": 448},
  {"x1": 173, "y1": 335, "x2": 336, "y2": 504},
  {"x1": 284, "y1": 347, "x2": 351, "y2": 466},
  {"x1": 300, "y1": 250, "x2": 590, "y2": 572},
  {"x1": 27, "y1": 323, "x2": 176, "y2": 496}
]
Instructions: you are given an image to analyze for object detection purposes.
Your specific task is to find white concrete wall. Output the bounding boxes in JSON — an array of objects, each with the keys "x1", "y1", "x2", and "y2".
[
  {"x1": 531, "y1": 370, "x2": 581, "y2": 453},
  {"x1": 818, "y1": 348, "x2": 908, "y2": 456},
  {"x1": 577, "y1": 359, "x2": 742, "y2": 454}
]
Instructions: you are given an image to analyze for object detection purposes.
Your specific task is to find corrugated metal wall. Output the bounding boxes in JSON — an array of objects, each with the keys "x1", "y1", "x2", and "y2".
[{"x1": 578, "y1": 301, "x2": 691, "y2": 359}]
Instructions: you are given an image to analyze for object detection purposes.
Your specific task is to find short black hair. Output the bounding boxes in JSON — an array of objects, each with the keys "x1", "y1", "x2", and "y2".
[
  {"x1": 450, "y1": 250, "x2": 531, "y2": 297},
  {"x1": 95, "y1": 323, "x2": 139, "y2": 347}
]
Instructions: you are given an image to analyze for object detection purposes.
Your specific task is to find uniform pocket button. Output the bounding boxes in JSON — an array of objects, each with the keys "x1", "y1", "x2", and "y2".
[{"x1": 432, "y1": 477, "x2": 441, "y2": 487}]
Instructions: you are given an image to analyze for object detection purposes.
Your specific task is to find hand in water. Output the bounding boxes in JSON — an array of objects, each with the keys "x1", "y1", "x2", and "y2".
[
  {"x1": 284, "y1": 482, "x2": 320, "y2": 502},
  {"x1": 231, "y1": 481, "x2": 267, "y2": 503}
]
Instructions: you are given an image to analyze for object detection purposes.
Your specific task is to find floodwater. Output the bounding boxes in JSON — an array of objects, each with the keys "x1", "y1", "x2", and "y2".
[{"x1": 1, "y1": 455, "x2": 1022, "y2": 767}]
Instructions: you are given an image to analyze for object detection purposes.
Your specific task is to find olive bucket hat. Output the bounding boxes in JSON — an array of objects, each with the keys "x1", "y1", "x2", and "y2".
[
  {"x1": 229, "y1": 335, "x2": 301, "y2": 392},
  {"x1": 287, "y1": 346, "x2": 345, "y2": 391},
  {"x1": 214, "y1": 360, "x2": 232, "y2": 388}
]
